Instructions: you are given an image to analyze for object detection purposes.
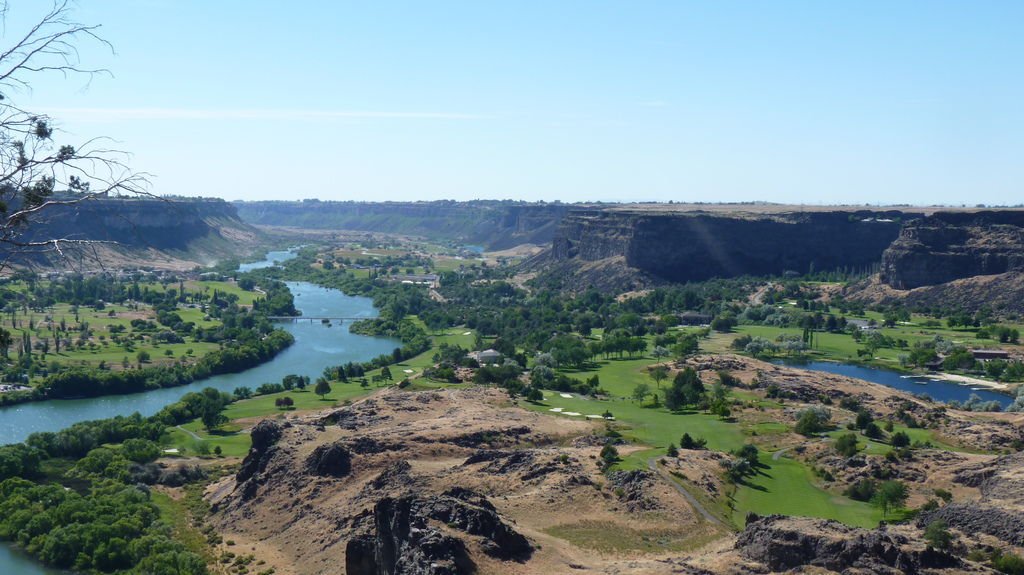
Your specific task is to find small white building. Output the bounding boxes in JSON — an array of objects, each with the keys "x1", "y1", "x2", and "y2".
[{"x1": 469, "y1": 349, "x2": 502, "y2": 365}]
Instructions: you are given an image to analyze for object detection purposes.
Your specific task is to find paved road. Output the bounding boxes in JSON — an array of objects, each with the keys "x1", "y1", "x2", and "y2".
[
  {"x1": 176, "y1": 425, "x2": 203, "y2": 441},
  {"x1": 647, "y1": 457, "x2": 730, "y2": 530}
]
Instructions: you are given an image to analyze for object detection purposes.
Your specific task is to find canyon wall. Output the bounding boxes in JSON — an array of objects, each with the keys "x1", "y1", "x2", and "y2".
[
  {"x1": 549, "y1": 209, "x2": 907, "y2": 283},
  {"x1": 879, "y1": 211, "x2": 1024, "y2": 289},
  {"x1": 7, "y1": 196, "x2": 259, "y2": 266},
  {"x1": 234, "y1": 200, "x2": 574, "y2": 250}
]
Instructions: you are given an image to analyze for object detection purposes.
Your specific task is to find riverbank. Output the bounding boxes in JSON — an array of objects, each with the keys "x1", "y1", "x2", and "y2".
[
  {"x1": 0, "y1": 282, "x2": 399, "y2": 446},
  {"x1": 923, "y1": 372, "x2": 1010, "y2": 391}
]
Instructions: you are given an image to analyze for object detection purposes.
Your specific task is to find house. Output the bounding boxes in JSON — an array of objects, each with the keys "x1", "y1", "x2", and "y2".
[
  {"x1": 971, "y1": 349, "x2": 1010, "y2": 362},
  {"x1": 847, "y1": 319, "x2": 877, "y2": 332},
  {"x1": 469, "y1": 349, "x2": 502, "y2": 365},
  {"x1": 679, "y1": 311, "x2": 713, "y2": 326}
]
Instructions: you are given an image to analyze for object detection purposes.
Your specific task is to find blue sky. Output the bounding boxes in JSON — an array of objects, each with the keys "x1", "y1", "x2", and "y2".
[{"x1": 9, "y1": 1, "x2": 1024, "y2": 204}]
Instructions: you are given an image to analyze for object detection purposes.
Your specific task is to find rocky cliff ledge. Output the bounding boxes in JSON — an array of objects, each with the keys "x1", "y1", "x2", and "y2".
[
  {"x1": 880, "y1": 211, "x2": 1024, "y2": 289},
  {"x1": 8, "y1": 196, "x2": 260, "y2": 268},
  {"x1": 235, "y1": 200, "x2": 575, "y2": 251},
  {"x1": 545, "y1": 208, "x2": 906, "y2": 287}
]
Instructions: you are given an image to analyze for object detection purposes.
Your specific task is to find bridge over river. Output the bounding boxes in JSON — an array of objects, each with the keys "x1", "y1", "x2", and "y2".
[{"x1": 267, "y1": 316, "x2": 369, "y2": 322}]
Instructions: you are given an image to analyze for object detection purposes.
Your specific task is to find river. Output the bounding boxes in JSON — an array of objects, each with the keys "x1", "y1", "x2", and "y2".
[
  {"x1": 780, "y1": 360, "x2": 1013, "y2": 409},
  {"x1": 0, "y1": 251, "x2": 398, "y2": 574}
]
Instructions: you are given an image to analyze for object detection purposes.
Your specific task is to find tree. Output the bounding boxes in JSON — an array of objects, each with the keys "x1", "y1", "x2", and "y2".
[
  {"x1": 631, "y1": 383, "x2": 651, "y2": 404},
  {"x1": 872, "y1": 480, "x2": 908, "y2": 517},
  {"x1": 525, "y1": 387, "x2": 543, "y2": 402},
  {"x1": 890, "y1": 431, "x2": 911, "y2": 448},
  {"x1": 923, "y1": 519, "x2": 952, "y2": 550},
  {"x1": 648, "y1": 365, "x2": 669, "y2": 388},
  {"x1": 834, "y1": 433, "x2": 859, "y2": 457},
  {"x1": 673, "y1": 334, "x2": 699, "y2": 358},
  {"x1": 275, "y1": 396, "x2": 294, "y2": 410},
  {"x1": 794, "y1": 407, "x2": 831, "y2": 436},
  {"x1": 599, "y1": 443, "x2": 619, "y2": 470},
  {"x1": 0, "y1": 2, "x2": 148, "y2": 271},
  {"x1": 710, "y1": 314, "x2": 737, "y2": 333},
  {"x1": 855, "y1": 410, "x2": 873, "y2": 430},
  {"x1": 666, "y1": 443, "x2": 678, "y2": 457},
  {"x1": 679, "y1": 433, "x2": 706, "y2": 450},
  {"x1": 314, "y1": 377, "x2": 332, "y2": 399},
  {"x1": 380, "y1": 366, "x2": 392, "y2": 381},
  {"x1": 121, "y1": 438, "x2": 159, "y2": 463},
  {"x1": 200, "y1": 401, "x2": 227, "y2": 432},
  {"x1": 734, "y1": 444, "x2": 759, "y2": 466}
]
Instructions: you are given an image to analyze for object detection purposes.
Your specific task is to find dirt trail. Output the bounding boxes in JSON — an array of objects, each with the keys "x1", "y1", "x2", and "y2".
[{"x1": 648, "y1": 457, "x2": 731, "y2": 530}]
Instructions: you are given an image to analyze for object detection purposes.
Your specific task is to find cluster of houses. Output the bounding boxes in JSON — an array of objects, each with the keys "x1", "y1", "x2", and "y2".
[
  {"x1": 924, "y1": 348, "x2": 1011, "y2": 371},
  {"x1": 384, "y1": 273, "x2": 441, "y2": 288}
]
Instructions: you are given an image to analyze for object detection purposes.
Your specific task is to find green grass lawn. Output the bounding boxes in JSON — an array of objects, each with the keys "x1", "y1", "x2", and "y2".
[
  {"x1": 823, "y1": 423, "x2": 965, "y2": 455},
  {"x1": 183, "y1": 280, "x2": 260, "y2": 306},
  {"x1": 732, "y1": 453, "x2": 891, "y2": 528},
  {"x1": 517, "y1": 345, "x2": 917, "y2": 530}
]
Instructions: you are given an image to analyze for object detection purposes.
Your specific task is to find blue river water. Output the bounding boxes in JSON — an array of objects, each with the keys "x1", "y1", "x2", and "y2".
[
  {"x1": 779, "y1": 360, "x2": 1013, "y2": 409},
  {"x1": 0, "y1": 251, "x2": 398, "y2": 573}
]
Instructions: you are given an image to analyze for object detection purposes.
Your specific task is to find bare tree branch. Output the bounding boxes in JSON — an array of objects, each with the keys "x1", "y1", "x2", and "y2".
[{"x1": 0, "y1": 1, "x2": 149, "y2": 272}]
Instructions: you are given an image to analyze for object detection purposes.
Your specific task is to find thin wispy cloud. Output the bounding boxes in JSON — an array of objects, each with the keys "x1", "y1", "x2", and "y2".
[{"x1": 40, "y1": 107, "x2": 491, "y2": 122}]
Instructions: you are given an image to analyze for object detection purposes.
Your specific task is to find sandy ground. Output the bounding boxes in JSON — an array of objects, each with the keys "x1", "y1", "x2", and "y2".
[{"x1": 927, "y1": 372, "x2": 1009, "y2": 390}]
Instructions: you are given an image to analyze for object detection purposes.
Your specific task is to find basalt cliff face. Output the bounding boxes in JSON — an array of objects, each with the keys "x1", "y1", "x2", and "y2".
[
  {"x1": 234, "y1": 200, "x2": 575, "y2": 251},
  {"x1": 539, "y1": 208, "x2": 906, "y2": 289},
  {"x1": 9, "y1": 197, "x2": 261, "y2": 269},
  {"x1": 880, "y1": 211, "x2": 1024, "y2": 289}
]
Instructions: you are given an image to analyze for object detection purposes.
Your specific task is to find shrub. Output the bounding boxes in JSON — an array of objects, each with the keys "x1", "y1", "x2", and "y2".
[
  {"x1": 844, "y1": 478, "x2": 877, "y2": 502},
  {"x1": 891, "y1": 431, "x2": 911, "y2": 448},
  {"x1": 834, "y1": 433, "x2": 859, "y2": 457},
  {"x1": 795, "y1": 407, "x2": 831, "y2": 436}
]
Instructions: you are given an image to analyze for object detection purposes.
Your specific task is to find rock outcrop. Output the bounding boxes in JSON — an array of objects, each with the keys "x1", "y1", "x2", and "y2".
[
  {"x1": 345, "y1": 488, "x2": 532, "y2": 575},
  {"x1": 880, "y1": 211, "x2": 1024, "y2": 289},
  {"x1": 735, "y1": 514, "x2": 965, "y2": 573},
  {"x1": 346, "y1": 496, "x2": 475, "y2": 575},
  {"x1": 306, "y1": 442, "x2": 353, "y2": 478},
  {"x1": 235, "y1": 420, "x2": 287, "y2": 500},
  {"x1": 920, "y1": 451, "x2": 1024, "y2": 546}
]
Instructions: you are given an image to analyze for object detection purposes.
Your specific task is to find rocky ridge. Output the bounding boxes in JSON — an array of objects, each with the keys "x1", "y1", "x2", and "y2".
[{"x1": 206, "y1": 387, "x2": 712, "y2": 575}]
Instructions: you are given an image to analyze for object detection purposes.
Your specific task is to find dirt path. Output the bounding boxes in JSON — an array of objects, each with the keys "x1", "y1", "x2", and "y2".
[{"x1": 647, "y1": 457, "x2": 731, "y2": 530}]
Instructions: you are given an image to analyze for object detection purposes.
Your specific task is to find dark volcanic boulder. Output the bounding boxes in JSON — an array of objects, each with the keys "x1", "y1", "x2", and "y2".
[
  {"x1": 306, "y1": 442, "x2": 353, "y2": 478},
  {"x1": 346, "y1": 497, "x2": 474, "y2": 575},
  {"x1": 236, "y1": 420, "x2": 286, "y2": 484},
  {"x1": 428, "y1": 488, "x2": 531, "y2": 559},
  {"x1": 345, "y1": 490, "x2": 532, "y2": 574}
]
